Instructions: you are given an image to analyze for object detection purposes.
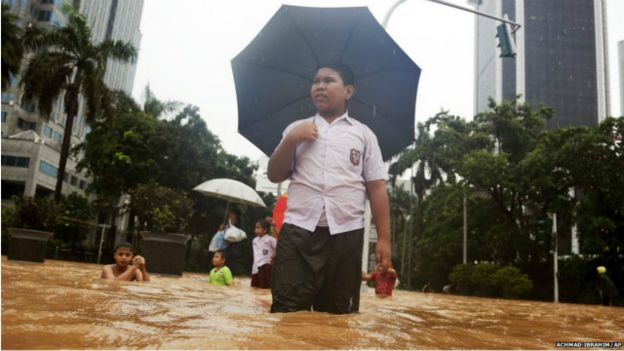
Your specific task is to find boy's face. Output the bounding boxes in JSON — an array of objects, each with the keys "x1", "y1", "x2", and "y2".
[
  {"x1": 212, "y1": 253, "x2": 225, "y2": 267},
  {"x1": 114, "y1": 247, "x2": 134, "y2": 267},
  {"x1": 311, "y1": 68, "x2": 354, "y2": 116}
]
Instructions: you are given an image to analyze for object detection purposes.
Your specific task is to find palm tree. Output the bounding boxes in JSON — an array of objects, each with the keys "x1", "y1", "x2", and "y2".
[
  {"x1": 1, "y1": 4, "x2": 24, "y2": 90},
  {"x1": 21, "y1": 4, "x2": 136, "y2": 202}
]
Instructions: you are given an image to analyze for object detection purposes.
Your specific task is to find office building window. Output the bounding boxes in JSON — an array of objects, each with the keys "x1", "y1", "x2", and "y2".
[
  {"x1": 40, "y1": 0, "x2": 55, "y2": 4},
  {"x1": 37, "y1": 10, "x2": 51, "y2": 21},
  {"x1": 79, "y1": 180, "x2": 86, "y2": 189},
  {"x1": 39, "y1": 160, "x2": 58, "y2": 178},
  {"x1": 1, "y1": 111, "x2": 6, "y2": 123},
  {"x1": 1, "y1": 92, "x2": 16, "y2": 104},
  {"x1": 70, "y1": 175, "x2": 78, "y2": 186},
  {"x1": 63, "y1": 173, "x2": 69, "y2": 183},
  {"x1": 43, "y1": 125, "x2": 53, "y2": 137},
  {"x1": 53, "y1": 131, "x2": 62, "y2": 143},
  {"x1": 17, "y1": 117, "x2": 36, "y2": 130},
  {"x1": 1, "y1": 155, "x2": 30, "y2": 168}
]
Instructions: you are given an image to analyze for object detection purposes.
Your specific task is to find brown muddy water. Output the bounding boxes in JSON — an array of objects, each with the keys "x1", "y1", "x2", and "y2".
[{"x1": 2, "y1": 257, "x2": 623, "y2": 349}]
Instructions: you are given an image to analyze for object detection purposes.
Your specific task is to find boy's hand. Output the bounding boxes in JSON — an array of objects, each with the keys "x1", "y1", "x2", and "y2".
[
  {"x1": 288, "y1": 121, "x2": 317, "y2": 143},
  {"x1": 375, "y1": 239, "x2": 391, "y2": 273},
  {"x1": 133, "y1": 255, "x2": 146, "y2": 268}
]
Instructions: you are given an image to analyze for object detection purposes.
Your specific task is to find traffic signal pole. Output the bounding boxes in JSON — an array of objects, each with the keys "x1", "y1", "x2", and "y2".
[{"x1": 382, "y1": 0, "x2": 521, "y2": 32}]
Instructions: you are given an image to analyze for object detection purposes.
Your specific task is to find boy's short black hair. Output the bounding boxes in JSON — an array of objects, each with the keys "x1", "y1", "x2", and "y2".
[
  {"x1": 318, "y1": 61, "x2": 355, "y2": 86},
  {"x1": 214, "y1": 250, "x2": 227, "y2": 261},
  {"x1": 114, "y1": 242, "x2": 134, "y2": 253},
  {"x1": 257, "y1": 219, "x2": 270, "y2": 232}
]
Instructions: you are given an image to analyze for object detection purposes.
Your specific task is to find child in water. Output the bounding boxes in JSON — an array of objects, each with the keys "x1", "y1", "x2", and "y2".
[
  {"x1": 101, "y1": 242, "x2": 150, "y2": 282},
  {"x1": 362, "y1": 265, "x2": 397, "y2": 298},
  {"x1": 251, "y1": 219, "x2": 277, "y2": 289},
  {"x1": 208, "y1": 250, "x2": 233, "y2": 286}
]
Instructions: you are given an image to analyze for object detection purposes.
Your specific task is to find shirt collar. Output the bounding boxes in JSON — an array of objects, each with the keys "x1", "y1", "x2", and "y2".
[{"x1": 314, "y1": 110, "x2": 353, "y2": 125}]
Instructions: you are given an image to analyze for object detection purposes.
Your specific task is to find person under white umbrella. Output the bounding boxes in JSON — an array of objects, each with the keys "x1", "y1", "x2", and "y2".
[{"x1": 193, "y1": 178, "x2": 266, "y2": 275}]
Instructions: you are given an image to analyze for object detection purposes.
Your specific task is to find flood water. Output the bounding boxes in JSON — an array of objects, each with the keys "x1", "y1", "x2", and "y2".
[{"x1": 2, "y1": 257, "x2": 623, "y2": 349}]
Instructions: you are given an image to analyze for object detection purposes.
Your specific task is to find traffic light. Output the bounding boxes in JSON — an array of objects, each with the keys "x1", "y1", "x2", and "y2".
[{"x1": 496, "y1": 23, "x2": 516, "y2": 58}]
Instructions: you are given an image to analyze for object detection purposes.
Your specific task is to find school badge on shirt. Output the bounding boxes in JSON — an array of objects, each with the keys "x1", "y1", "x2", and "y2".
[{"x1": 350, "y1": 148, "x2": 361, "y2": 166}]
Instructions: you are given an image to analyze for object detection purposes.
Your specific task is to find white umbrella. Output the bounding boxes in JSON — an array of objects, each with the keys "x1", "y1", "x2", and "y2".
[{"x1": 193, "y1": 178, "x2": 266, "y2": 224}]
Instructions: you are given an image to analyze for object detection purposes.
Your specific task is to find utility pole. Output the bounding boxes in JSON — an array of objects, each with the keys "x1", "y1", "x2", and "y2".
[
  {"x1": 463, "y1": 193, "x2": 467, "y2": 264},
  {"x1": 552, "y1": 213, "x2": 559, "y2": 303}
]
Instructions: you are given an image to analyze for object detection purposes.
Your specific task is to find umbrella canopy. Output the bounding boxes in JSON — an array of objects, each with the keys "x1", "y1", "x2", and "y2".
[
  {"x1": 232, "y1": 5, "x2": 421, "y2": 161},
  {"x1": 193, "y1": 178, "x2": 266, "y2": 208}
]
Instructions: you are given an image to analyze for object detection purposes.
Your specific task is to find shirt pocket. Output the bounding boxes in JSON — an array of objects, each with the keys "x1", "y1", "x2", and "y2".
[{"x1": 330, "y1": 140, "x2": 364, "y2": 177}]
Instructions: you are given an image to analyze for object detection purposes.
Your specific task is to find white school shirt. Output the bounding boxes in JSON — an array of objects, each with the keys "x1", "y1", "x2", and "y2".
[
  {"x1": 280, "y1": 111, "x2": 388, "y2": 235},
  {"x1": 252, "y1": 234, "x2": 277, "y2": 274}
]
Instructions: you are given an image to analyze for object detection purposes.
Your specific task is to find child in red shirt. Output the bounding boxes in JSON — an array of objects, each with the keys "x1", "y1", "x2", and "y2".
[{"x1": 362, "y1": 266, "x2": 397, "y2": 298}]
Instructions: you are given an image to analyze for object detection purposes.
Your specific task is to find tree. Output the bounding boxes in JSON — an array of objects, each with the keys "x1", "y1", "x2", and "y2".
[
  {"x1": 20, "y1": 4, "x2": 136, "y2": 202},
  {"x1": 1, "y1": 4, "x2": 25, "y2": 90}
]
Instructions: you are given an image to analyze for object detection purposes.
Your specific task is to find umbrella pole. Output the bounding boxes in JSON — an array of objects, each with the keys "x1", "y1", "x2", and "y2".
[{"x1": 222, "y1": 200, "x2": 231, "y2": 226}]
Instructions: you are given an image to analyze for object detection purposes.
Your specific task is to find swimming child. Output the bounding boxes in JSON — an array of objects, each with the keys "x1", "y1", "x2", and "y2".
[
  {"x1": 251, "y1": 219, "x2": 277, "y2": 289},
  {"x1": 208, "y1": 250, "x2": 233, "y2": 286},
  {"x1": 362, "y1": 266, "x2": 397, "y2": 298},
  {"x1": 101, "y1": 242, "x2": 150, "y2": 282}
]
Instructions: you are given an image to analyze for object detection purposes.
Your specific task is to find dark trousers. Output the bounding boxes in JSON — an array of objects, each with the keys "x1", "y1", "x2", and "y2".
[{"x1": 270, "y1": 223, "x2": 363, "y2": 314}]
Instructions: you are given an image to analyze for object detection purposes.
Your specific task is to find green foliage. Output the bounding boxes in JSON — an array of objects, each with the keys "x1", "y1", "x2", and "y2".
[
  {"x1": 54, "y1": 194, "x2": 96, "y2": 249},
  {"x1": 131, "y1": 183, "x2": 194, "y2": 233},
  {"x1": 1, "y1": 206, "x2": 17, "y2": 251},
  {"x1": 75, "y1": 106, "x2": 162, "y2": 203},
  {"x1": 491, "y1": 266, "x2": 533, "y2": 298},
  {"x1": 558, "y1": 255, "x2": 599, "y2": 304},
  {"x1": 392, "y1": 97, "x2": 622, "y2": 304},
  {"x1": 448, "y1": 263, "x2": 475, "y2": 295},
  {"x1": 449, "y1": 263, "x2": 533, "y2": 299},
  {"x1": 1, "y1": 4, "x2": 24, "y2": 90},
  {"x1": 10, "y1": 196, "x2": 60, "y2": 231}
]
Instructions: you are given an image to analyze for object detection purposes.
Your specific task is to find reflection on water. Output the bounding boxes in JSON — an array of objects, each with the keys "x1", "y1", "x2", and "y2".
[{"x1": 2, "y1": 257, "x2": 623, "y2": 349}]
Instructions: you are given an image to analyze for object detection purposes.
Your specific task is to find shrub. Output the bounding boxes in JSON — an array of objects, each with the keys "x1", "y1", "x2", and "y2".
[
  {"x1": 449, "y1": 263, "x2": 475, "y2": 295},
  {"x1": 11, "y1": 196, "x2": 60, "y2": 231},
  {"x1": 471, "y1": 262, "x2": 500, "y2": 296},
  {"x1": 491, "y1": 266, "x2": 533, "y2": 298},
  {"x1": 450, "y1": 262, "x2": 533, "y2": 299}
]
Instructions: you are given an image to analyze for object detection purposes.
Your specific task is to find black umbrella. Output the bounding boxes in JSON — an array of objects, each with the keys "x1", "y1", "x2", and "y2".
[{"x1": 232, "y1": 5, "x2": 421, "y2": 161}]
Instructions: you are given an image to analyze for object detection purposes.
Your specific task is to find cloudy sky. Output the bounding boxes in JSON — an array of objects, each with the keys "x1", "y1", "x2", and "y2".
[{"x1": 132, "y1": 0, "x2": 624, "y2": 162}]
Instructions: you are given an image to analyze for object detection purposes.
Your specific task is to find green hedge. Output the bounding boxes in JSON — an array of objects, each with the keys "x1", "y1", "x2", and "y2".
[{"x1": 449, "y1": 263, "x2": 533, "y2": 299}]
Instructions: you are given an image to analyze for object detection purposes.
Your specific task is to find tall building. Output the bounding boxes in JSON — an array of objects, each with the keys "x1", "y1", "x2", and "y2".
[
  {"x1": 619, "y1": 40, "x2": 624, "y2": 116},
  {"x1": 472, "y1": 0, "x2": 610, "y2": 128},
  {"x1": 1, "y1": 0, "x2": 144, "y2": 203}
]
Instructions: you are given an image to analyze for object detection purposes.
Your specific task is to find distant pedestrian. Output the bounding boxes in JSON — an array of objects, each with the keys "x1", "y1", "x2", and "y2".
[
  {"x1": 251, "y1": 219, "x2": 277, "y2": 289},
  {"x1": 596, "y1": 266, "x2": 618, "y2": 306}
]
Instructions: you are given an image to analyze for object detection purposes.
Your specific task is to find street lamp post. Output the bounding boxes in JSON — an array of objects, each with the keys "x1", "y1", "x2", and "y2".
[{"x1": 383, "y1": 0, "x2": 522, "y2": 31}]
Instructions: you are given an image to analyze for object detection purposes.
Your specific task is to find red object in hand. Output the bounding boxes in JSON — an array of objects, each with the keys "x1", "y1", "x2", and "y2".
[{"x1": 272, "y1": 193, "x2": 288, "y2": 239}]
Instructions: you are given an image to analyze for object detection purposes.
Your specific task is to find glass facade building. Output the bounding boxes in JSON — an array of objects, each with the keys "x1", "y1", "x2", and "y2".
[{"x1": 473, "y1": 0, "x2": 609, "y2": 128}]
